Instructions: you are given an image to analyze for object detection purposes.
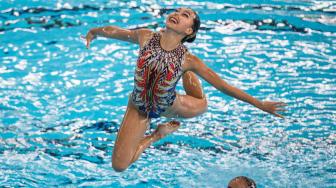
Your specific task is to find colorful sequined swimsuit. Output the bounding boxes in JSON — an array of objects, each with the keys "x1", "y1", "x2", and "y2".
[{"x1": 131, "y1": 32, "x2": 188, "y2": 118}]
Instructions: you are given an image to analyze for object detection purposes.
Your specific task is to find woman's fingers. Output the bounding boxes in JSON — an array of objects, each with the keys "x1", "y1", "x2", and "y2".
[
  {"x1": 86, "y1": 40, "x2": 91, "y2": 49},
  {"x1": 275, "y1": 102, "x2": 287, "y2": 112},
  {"x1": 273, "y1": 112, "x2": 284, "y2": 119},
  {"x1": 274, "y1": 103, "x2": 286, "y2": 118},
  {"x1": 275, "y1": 102, "x2": 287, "y2": 107},
  {"x1": 275, "y1": 108, "x2": 286, "y2": 112},
  {"x1": 80, "y1": 34, "x2": 94, "y2": 49},
  {"x1": 262, "y1": 101, "x2": 287, "y2": 118},
  {"x1": 80, "y1": 35, "x2": 89, "y2": 49}
]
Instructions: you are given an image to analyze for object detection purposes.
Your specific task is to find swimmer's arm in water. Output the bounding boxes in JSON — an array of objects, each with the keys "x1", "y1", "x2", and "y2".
[
  {"x1": 184, "y1": 53, "x2": 286, "y2": 118},
  {"x1": 82, "y1": 26, "x2": 152, "y2": 49}
]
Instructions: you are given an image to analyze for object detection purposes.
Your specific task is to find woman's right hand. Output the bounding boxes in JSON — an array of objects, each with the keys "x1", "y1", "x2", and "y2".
[
  {"x1": 81, "y1": 30, "x2": 96, "y2": 49},
  {"x1": 258, "y1": 101, "x2": 287, "y2": 118}
]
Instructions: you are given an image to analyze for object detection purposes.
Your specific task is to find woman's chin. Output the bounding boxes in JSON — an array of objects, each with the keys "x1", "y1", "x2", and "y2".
[{"x1": 164, "y1": 23, "x2": 178, "y2": 32}]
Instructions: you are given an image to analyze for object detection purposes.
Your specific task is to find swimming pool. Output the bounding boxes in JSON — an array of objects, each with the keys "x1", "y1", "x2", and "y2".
[{"x1": 0, "y1": 0, "x2": 335, "y2": 187}]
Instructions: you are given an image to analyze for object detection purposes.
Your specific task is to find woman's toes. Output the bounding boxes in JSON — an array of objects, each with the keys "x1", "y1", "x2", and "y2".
[{"x1": 156, "y1": 121, "x2": 180, "y2": 138}]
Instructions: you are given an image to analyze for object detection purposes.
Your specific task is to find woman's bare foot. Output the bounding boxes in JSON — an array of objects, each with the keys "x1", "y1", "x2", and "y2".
[
  {"x1": 130, "y1": 120, "x2": 181, "y2": 163},
  {"x1": 155, "y1": 120, "x2": 181, "y2": 139}
]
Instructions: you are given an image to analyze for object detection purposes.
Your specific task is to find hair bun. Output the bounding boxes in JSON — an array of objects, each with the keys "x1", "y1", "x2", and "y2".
[{"x1": 186, "y1": 35, "x2": 196, "y2": 43}]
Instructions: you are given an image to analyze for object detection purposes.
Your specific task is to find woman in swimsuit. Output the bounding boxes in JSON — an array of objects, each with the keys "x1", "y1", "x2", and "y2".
[{"x1": 83, "y1": 7, "x2": 286, "y2": 172}]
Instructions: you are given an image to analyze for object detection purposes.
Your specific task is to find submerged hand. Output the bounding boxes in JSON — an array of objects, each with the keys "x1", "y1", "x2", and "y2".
[
  {"x1": 81, "y1": 30, "x2": 96, "y2": 49},
  {"x1": 260, "y1": 101, "x2": 287, "y2": 118}
]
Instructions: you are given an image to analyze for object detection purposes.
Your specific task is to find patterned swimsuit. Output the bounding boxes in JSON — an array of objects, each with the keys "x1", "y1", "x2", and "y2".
[{"x1": 131, "y1": 32, "x2": 188, "y2": 118}]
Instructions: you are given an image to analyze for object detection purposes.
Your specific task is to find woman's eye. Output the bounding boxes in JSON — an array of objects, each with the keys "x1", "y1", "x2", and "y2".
[{"x1": 183, "y1": 13, "x2": 189, "y2": 17}]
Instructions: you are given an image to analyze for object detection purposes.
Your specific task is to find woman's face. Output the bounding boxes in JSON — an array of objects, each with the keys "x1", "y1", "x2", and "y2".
[{"x1": 165, "y1": 8, "x2": 196, "y2": 36}]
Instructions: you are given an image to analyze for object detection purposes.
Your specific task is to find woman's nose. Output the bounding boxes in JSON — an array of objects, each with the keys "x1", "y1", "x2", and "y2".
[{"x1": 171, "y1": 12, "x2": 179, "y2": 16}]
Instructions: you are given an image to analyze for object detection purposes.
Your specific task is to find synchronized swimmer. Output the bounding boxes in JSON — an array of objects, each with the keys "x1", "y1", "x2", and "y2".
[{"x1": 83, "y1": 7, "x2": 286, "y2": 172}]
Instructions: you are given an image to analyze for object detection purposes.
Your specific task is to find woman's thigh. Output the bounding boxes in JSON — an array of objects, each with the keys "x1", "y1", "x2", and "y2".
[
  {"x1": 162, "y1": 72, "x2": 207, "y2": 118},
  {"x1": 162, "y1": 94, "x2": 207, "y2": 118},
  {"x1": 112, "y1": 98, "x2": 150, "y2": 170}
]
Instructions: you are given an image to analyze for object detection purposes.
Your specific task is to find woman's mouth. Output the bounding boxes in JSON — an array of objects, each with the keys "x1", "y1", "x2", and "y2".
[{"x1": 169, "y1": 16, "x2": 179, "y2": 24}]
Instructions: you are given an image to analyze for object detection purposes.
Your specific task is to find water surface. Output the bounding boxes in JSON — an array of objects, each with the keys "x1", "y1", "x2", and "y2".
[{"x1": 0, "y1": 0, "x2": 335, "y2": 187}]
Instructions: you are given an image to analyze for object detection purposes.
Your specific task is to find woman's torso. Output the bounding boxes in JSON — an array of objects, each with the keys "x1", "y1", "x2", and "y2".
[{"x1": 131, "y1": 31, "x2": 188, "y2": 118}]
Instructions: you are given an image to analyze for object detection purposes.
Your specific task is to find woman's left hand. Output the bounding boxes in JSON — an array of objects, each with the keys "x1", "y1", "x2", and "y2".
[
  {"x1": 81, "y1": 30, "x2": 96, "y2": 49},
  {"x1": 259, "y1": 101, "x2": 287, "y2": 118}
]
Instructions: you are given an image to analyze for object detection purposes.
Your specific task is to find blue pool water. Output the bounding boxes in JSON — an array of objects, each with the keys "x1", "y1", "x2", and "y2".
[{"x1": 0, "y1": 0, "x2": 335, "y2": 187}]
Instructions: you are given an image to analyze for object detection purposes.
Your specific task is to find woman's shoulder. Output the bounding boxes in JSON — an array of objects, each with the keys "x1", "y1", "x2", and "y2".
[
  {"x1": 135, "y1": 28, "x2": 154, "y2": 36},
  {"x1": 135, "y1": 28, "x2": 155, "y2": 48},
  {"x1": 184, "y1": 51, "x2": 200, "y2": 62},
  {"x1": 182, "y1": 51, "x2": 203, "y2": 72}
]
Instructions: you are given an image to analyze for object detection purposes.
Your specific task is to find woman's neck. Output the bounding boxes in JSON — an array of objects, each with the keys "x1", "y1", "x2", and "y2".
[{"x1": 160, "y1": 29, "x2": 184, "y2": 51}]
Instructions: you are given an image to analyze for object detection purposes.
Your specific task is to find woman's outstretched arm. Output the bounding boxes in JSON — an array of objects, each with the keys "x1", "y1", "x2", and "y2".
[
  {"x1": 184, "y1": 53, "x2": 286, "y2": 118},
  {"x1": 82, "y1": 26, "x2": 152, "y2": 48}
]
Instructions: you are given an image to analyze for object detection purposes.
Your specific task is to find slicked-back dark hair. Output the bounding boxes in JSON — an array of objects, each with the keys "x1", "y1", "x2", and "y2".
[{"x1": 228, "y1": 176, "x2": 257, "y2": 188}]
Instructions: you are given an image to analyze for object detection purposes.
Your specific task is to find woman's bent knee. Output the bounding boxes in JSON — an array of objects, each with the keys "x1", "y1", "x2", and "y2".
[
  {"x1": 193, "y1": 97, "x2": 208, "y2": 116},
  {"x1": 202, "y1": 97, "x2": 208, "y2": 111},
  {"x1": 112, "y1": 163, "x2": 128, "y2": 172},
  {"x1": 112, "y1": 147, "x2": 134, "y2": 172},
  {"x1": 112, "y1": 155, "x2": 131, "y2": 172}
]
